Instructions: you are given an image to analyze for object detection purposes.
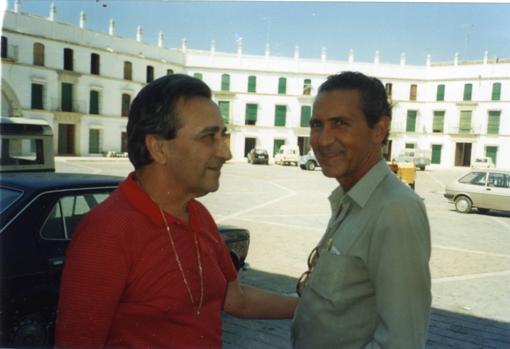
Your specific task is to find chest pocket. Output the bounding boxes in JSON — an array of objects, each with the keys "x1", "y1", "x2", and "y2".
[{"x1": 307, "y1": 251, "x2": 372, "y2": 304}]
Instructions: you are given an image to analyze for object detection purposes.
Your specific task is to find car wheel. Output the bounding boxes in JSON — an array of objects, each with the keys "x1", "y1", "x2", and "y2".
[
  {"x1": 409, "y1": 182, "x2": 415, "y2": 190},
  {"x1": 455, "y1": 196, "x2": 472, "y2": 213},
  {"x1": 478, "y1": 208, "x2": 490, "y2": 214},
  {"x1": 306, "y1": 161, "x2": 316, "y2": 171},
  {"x1": 8, "y1": 312, "x2": 52, "y2": 348}
]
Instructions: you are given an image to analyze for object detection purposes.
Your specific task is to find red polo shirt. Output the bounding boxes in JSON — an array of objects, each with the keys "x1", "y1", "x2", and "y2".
[{"x1": 56, "y1": 173, "x2": 238, "y2": 348}]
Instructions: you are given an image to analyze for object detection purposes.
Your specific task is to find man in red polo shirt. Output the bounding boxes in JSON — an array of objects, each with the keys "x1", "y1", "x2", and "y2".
[{"x1": 55, "y1": 74, "x2": 298, "y2": 348}]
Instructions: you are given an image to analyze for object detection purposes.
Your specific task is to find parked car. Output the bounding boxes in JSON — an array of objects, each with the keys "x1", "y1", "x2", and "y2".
[
  {"x1": 444, "y1": 169, "x2": 510, "y2": 213},
  {"x1": 397, "y1": 149, "x2": 431, "y2": 171},
  {"x1": 471, "y1": 157, "x2": 495, "y2": 169},
  {"x1": 274, "y1": 145, "x2": 300, "y2": 166},
  {"x1": 0, "y1": 172, "x2": 250, "y2": 347},
  {"x1": 247, "y1": 147, "x2": 269, "y2": 165},
  {"x1": 299, "y1": 150, "x2": 320, "y2": 171}
]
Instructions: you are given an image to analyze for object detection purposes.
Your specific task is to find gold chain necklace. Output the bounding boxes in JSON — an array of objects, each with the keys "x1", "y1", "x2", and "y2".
[{"x1": 159, "y1": 208, "x2": 204, "y2": 317}]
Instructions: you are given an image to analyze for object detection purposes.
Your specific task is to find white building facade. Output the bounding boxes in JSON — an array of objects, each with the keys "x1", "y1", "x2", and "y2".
[{"x1": 2, "y1": 5, "x2": 510, "y2": 168}]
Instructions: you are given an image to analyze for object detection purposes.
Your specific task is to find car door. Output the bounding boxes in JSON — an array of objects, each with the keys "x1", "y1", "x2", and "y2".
[
  {"x1": 486, "y1": 171, "x2": 510, "y2": 211},
  {"x1": 459, "y1": 171, "x2": 487, "y2": 207}
]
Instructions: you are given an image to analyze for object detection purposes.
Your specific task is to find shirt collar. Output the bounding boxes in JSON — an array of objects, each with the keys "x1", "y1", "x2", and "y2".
[
  {"x1": 119, "y1": 172, "x2": 195, "y2": 227},
  {"x1": 328, "y1": 159, "x2": 390, "y2": 210}
]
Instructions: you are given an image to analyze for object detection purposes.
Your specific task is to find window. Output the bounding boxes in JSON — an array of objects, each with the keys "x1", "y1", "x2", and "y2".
[
  {"x1": 273, "y1": 139, "x2": 285, "y2": 156},
  {"x1": 33, "y1": 43, "x2": 45, "y2": 66},
  {"x1": 492, "y1": 82, "x2": 501, "y2": 101},
  {"x1": 303, "y1": 79, "x2": 312, "y2": 95},
  {"x1": 463, "y1": 83, "x2": 472, "y2": 101},
  {"x1": 90, "y1": 53, "x2": 100, "y2": 75},
  {"x1": 89, "y1": 129, "x2": 101, "y2": 153},
  {"x1": 385, "y1": 83, "x2": 392, "y2": 100},
  {"x1": 459, "y1": 110, "x2": 472, "y2": 133},
  {"x1": 300, "y1": 106, "x2": 311, "y2": 127},
  {"x1": 459, "y1": 171, "x2": 487, "y2": 186},
  {"x1": 1, "y1": 36, "x2": 6, "y2": 58},
  {"x1": 245, "y1": 104, "x2": 257, "y2": 125},
  {"x1": 275, "y1": 105, "x2": 286, "y2": 126},
  {"x1": 247, "y1": 75, "x2": 256, "y2": 93},
  {"x1": 218, "y1": 101, "x2": 230, "y2": 125},
  {"x1": 485, "y1": 147, "x2": 498, "y2": 167},
  {"x1": 61, "y1": 83, "x2": 73, "y2": 112},
  {"x1": 63, "y1": 48, "x2": 73, "y2": 71},
  {"x1": 409, "y1": 84, "x2": 417, "y2": 101},
  {"x1": 41, "y1": 193, "x2": 111, "y2": 240},
  {"x1": 431, "y1": 145, "x2": 442, "y2": 164},
  {"x1": 406, "y1": 110, "x2": 417, "y2": 132},
  {"x1": 432, "y1": 111, "x2": 445, "y2": 133},
  {"x1": 124, "y1": 61, "x2": 132, "y2": 80},
  {"x1": 31, "y1": 83, "x2": 44, "y2": 109},
  {"x1": 146, "y1": 65, "x2": 154, "y2": 83},
  {"x1": 167, "y1": 69, "x2": 174, "y2": 75},
  {"x1": 221, "y1": 74, "x2": 230, "y2": 91},
  {"x1": 121, "y1": 132, "x2": 128, "y2": 153},
  {"x1": 405, "y1": 143, "x2": 415, "y2": 149},
  {"x1": 436, "y1": 84, "x2": 445, "y2": 101},
  {"x1": 89, "y1": 90, "x2": 99, "y2": 115},
  {"x1": 487, "y1": 111, "x2": 500, "y2": 135},
  {"x1": 193, "y1": 72, "x2": 203, "y2": 80},
  {"x1": 278, "y1": 77, "x2": 287, "y2": 94},
  {"x1": 121, "y1": 93, "x2": 131, "y2": 117},
  {"x1": 488, "y1": 171, "x2": 509, "y2": 189}
]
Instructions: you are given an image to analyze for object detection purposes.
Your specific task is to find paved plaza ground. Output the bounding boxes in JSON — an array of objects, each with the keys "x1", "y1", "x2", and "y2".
[{"x1": 57, "y1": 158, "x2": 510, "y2": 348}]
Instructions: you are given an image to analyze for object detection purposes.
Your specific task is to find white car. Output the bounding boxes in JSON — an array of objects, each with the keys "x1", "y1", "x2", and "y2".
[
  {"x1": 299, "y1": 151, "x2": 320, "y2": 171},
  {"x1": 471, "y1": 157, "x2": 495, "y2": 169},
  {"x1": 274, "y1": 145, "x2": 300, "y2": 166},
  {"x1": 444, "y1": 169, "x2": 510, "y2": 213}
]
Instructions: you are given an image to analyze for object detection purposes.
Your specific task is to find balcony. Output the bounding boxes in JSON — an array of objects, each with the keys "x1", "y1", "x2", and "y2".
[{"x1": 51, "y1": 98, "x2": 86, "y2": 114}]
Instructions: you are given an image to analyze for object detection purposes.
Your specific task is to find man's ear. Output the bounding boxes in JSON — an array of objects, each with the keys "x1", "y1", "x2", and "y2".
[
  {"x1": 145, "y1": 134, "x2": 167, "y2": 164},
  {"x1": 373, "y1": 116, "x2": 390, "y2": 144}
]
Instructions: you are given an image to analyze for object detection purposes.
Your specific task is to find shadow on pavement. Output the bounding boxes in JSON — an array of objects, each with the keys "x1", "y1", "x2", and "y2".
[{"x1": 223, "y1": 268, "x2": 510, "y2": 349}]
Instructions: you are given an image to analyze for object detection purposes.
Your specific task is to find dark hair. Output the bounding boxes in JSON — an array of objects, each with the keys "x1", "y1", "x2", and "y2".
[
  {"x1": 318, "y1": 71, "x2": 392, "y2": 144},
  {"x1": 127, "y1": 74, "x2": 211, "y2": 169}
]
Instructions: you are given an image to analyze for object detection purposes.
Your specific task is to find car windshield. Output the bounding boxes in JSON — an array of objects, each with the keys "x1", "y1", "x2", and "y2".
[
  {"x1": 0, "y1": 187, "x2": 23, "y2": 213},
  {"x1": 255, "y1": 149, "x2": 267, "y2": 154},
  {"x1": 459, "y1": 171, "x2": 487, "y2": 186}
]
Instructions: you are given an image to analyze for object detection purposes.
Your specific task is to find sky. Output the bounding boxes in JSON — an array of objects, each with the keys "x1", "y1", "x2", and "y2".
[{"x1": 3, "y1": 1, "x2": 510, "y2": 65}]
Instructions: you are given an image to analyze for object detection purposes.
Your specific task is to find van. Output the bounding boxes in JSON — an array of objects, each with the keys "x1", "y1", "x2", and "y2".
[
  {"x1": 0, "y1": 116, "x2": 55, "y2": 172},
  {"x1": 274, "y1": 145, "x2": 300, "y2": 166}
]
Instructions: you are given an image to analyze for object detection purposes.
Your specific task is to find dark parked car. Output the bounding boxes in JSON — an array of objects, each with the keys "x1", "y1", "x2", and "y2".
[
  {"x1": 0, "y1": 172, "x2": 250, "y2": 347},
  {"x1": 247, "y1": 148, "x2": 269, "y2": 165}
]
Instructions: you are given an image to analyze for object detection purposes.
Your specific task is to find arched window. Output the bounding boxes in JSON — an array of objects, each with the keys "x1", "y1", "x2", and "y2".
[
  {"x1": 91, "y1": 53, "x2": 100, "y2": 75},
  {"x1": 63, "y1": 48, "x2": 73, "y2": 71},
  {"x1": 124, "y1": 61, "x2": 132, "y2": 80},
  {"x1": 247, "y1": 75, "x2": 256, "y2": 93},
  {"x1": 33, "y1": 43, "x2": 45, "y2": 66},
  {"x1": 221, "y1": 74, "x2": 230, "y2": 91},
  {"x1": 278, "y1": 77, "x2": 287, "y2": 94},
  {"x1": 121, "y1": 94, "x2": 131, "y2": 116},
  {"x1": 146, "y1": 65, "x2": 154, "y2": 83},
  {"x1": 303, "y1": 79, "x2": 312, "y2": 95}
]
